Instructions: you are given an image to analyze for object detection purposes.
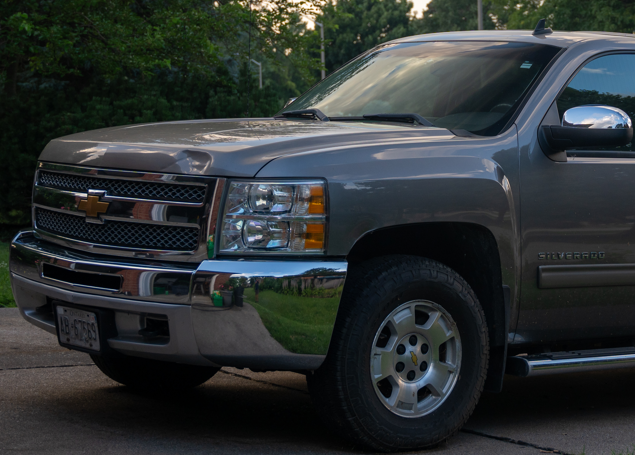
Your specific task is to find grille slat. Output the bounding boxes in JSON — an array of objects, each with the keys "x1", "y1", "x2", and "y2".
[
  {"x1": 38, "y1": 171, "x2": 206, "y2": 203},
  {"x1": 36, "y1": 208, "x2": 199, "y2": 251}
]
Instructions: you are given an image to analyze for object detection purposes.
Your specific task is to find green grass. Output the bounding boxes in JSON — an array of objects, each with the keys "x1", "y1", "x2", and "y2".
[
  {"x1": 0, "y1": 242, "x2": 15, "y2": 308},
  {"x1": 243, "y1": 288, "x2": 340, "y2": 355}
]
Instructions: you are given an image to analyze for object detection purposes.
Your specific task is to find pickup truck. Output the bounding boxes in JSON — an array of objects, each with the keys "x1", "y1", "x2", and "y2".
[{"x1": 10, "y1": 25, "x2": 635, "y2": 452}]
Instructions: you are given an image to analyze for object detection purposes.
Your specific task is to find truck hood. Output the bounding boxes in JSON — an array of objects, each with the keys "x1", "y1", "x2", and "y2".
[{"x1": 40, "y1": 118, "x2": 455, "y2": 177}]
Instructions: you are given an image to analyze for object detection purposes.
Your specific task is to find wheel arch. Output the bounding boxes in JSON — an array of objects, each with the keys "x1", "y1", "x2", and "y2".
[{"x1": 345, "y1": 222, "x2": 510, "y2": 392}]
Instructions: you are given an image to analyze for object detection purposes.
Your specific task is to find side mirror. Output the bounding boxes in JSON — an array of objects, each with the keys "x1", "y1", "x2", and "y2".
[
  {"x1": 539, "y1": 105, "x2": 633, "y2": 158},
  {"x1": 283, "y1": 97, "x2": 297, "y2": 109}
]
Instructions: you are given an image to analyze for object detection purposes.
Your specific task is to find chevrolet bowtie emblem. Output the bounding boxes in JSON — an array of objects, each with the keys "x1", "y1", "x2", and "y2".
[
  {"x1": 410, "y1": 351, "x2": 418, "y2": 366},
  {"x1": 78, "y1": 195, "x2": 109, "y2": 218}
]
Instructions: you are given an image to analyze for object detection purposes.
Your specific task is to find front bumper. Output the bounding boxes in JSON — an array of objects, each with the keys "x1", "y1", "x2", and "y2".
[{"x1": 10, "y1": 231, "x2": 347, "y2": 370}]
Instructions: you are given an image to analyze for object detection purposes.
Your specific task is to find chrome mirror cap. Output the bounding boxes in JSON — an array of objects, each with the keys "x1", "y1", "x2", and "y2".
[{"x1": 562, "y1": 105, "x2": 632, "y2": 129}]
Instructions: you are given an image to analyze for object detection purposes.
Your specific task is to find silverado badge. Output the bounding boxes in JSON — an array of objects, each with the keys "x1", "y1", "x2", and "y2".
[
  {"x1": 78, "y1": 195, "x2": 109, "y2": 218},
  {"x1": 538, "y1": 251, "x2": 605, "y2": 260}
]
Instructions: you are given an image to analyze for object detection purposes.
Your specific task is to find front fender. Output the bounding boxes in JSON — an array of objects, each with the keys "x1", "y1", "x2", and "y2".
[{"x1": 256, "y1": 127, "x2": 520, "y2": 295}]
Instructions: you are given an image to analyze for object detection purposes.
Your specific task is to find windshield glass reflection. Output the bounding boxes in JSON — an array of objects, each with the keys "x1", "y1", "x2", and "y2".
[{"x1": 283, "y1": 41, "x2": 560, "y2": 136}]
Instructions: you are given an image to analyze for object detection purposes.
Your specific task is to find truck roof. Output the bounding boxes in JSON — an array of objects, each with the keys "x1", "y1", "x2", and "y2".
[{"x1": 393, "y1": 30, "x2": 635, "y2": 48}]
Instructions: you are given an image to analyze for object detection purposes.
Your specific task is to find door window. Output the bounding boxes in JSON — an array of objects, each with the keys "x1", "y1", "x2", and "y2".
[{"x1": 558, "y1": 54, "x2": 635, "y2": 151}]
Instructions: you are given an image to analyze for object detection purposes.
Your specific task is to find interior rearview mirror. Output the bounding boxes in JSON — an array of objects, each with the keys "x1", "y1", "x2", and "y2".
[
  {"x1": 283, "y1": 97, "x2": 297, "y2": 109},
  {"x1": 539, "y1": 105, "x2": 633, "y2": 157}
]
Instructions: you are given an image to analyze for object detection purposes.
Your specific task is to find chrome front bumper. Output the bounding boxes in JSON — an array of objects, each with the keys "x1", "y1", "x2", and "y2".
[{"x1": 9, "y1": 231, "x2": 347, "y2": 370}]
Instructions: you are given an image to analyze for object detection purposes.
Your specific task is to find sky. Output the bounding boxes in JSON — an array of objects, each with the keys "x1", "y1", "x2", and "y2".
[
  {"x1": 411, "y1": 0, "x2": 433, "y2": 17},
  {"x1": 410, "y1": 0, "x2": 430, "y2": 17}
]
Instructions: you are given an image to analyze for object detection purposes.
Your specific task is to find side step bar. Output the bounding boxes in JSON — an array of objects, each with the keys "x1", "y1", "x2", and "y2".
[{"x1": 506, "y1": 347, "x2": 635, "y2": 377}]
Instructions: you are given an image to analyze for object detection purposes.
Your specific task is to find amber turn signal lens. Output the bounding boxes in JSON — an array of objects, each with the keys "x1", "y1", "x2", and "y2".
[
  {"x1": 308, "y1": 186, "x2": 324, "y2": 214},
  {"x1": 304, "y1": 223, "x2": 325, "y2": 249}
]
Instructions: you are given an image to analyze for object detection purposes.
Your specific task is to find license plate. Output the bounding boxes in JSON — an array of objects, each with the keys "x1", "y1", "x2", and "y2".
[{"x1": 56, "y1": 306, "x2": 101, "y2": 352}]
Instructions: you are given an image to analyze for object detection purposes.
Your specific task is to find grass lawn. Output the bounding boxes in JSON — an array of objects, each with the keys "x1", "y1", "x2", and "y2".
[
  {"x1": 243, "y1": 288, "x2": 340, "y2": 355},
  {"x1": 0, "y1": 243, "x2": 15, "y2": 308}
]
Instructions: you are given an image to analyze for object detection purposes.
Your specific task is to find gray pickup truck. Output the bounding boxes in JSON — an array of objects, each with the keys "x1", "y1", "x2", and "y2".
[{"x1": 10, "y1": 25, "x2": 635, "y2": 451}]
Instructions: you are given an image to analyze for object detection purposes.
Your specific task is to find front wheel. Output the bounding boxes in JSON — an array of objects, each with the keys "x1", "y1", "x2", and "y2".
[{"x1": 307, "y1": 256, "x2": 489, "y2": 452}]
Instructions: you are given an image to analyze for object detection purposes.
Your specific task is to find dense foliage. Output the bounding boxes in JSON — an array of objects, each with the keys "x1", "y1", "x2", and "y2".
[
  {"x1": 318, "y1": 0, "x2": 414, "y2": 72},
  {"x1": 414, "y1": 0, "x2": 495, "y2": 34},
  {"x1": 2, "y1": 0, "x2": 635, "y2": 227},
  {"x1": 0, "y1": 0, "x2": 324, "y2": 225},
  {"x1": 488, "y1": 0, "x2": 635, "y2": 31}
]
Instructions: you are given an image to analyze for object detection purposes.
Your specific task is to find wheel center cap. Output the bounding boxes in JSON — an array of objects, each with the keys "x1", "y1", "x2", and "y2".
[{"x1": 393, "y1": 333, "x2": 431, "y2": 382}]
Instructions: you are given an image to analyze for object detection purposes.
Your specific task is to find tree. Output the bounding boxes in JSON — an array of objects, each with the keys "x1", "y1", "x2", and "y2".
[
  {"x1": 489, "y1": 0, "x2": 635, "y2": 31},
  {"x1": 0, "y1": 0, "x2": 326, "y2": 89},
  {"x1": 414, "y1": 0, "x2": 496, "y2": 34},
  {"x1": 318, "y1": 0, "x2": 414, "y2": 72},
  {"x1": 0, "y1": 0, "x2": 326, "y2": 226}
]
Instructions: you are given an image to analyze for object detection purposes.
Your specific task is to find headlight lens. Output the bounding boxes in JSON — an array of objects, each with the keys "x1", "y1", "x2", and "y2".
[
  {"x1": 219, "y1": 181, "x2": 327, "y2": 254},
  {"x1": 248, "y1": 184, "x2": 293, "y2": 213},
  {"x1": 244, "y1": 219, "x2": 290, "y2": 248}
]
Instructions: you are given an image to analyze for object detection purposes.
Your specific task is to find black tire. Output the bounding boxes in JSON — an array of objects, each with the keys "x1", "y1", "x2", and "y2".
[
  {"x1": 91, "y1": 353, "x2": 219, "y2": 392},
  {"x1": 307, "y1": 255, "x2": 489, "y2": 452}
]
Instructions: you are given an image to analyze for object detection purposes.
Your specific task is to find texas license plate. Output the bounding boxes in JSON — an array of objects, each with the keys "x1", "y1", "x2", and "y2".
[{"x1": 56, "y1": 306, "x2": 101, "y2": 352}]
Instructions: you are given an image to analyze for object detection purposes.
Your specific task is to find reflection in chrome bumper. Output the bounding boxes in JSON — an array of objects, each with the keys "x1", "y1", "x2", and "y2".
[
  {"x1": 10, "y1": 231, "x2": 347, "y2": 370},
  {"x1": 190, "y1": 260, "x2": 346, "y2": 369}
]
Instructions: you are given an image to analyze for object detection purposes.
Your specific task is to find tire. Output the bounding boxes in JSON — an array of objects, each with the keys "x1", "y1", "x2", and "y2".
[
  {"x1": 307, "y1": 255, "x2": 489, "y2": 452},
  {"x1": 91, "y1": 353, "x2": 219, "y2": 392}
]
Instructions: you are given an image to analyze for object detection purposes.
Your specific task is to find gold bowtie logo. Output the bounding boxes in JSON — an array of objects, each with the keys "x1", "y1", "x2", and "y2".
[
  {"x1": 78, "y1": 195, "x2": 109, "y2": 218},
  {"x1": 410, "y1": 351, "x2": 418, "y2": 366}
]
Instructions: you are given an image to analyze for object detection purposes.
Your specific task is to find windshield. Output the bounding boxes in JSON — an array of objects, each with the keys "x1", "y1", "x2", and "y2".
[{"x1": 281, "y1": 41, "x2": 561, "y2": 136}]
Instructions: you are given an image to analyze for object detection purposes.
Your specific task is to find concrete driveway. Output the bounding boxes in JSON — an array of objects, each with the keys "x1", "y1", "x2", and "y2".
[{"x1": 1, "y1": 307, "x2": 634, "y2": 455}]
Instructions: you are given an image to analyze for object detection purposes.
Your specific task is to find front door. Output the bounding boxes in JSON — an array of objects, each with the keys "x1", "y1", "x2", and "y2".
[{"x1": 518, "y1": 53, "x2": 635, "y2": 344}]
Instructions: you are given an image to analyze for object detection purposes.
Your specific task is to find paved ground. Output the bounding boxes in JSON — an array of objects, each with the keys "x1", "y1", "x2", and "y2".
[{"x1": 2, "y1": 307, "x2": 635, "y2": 455}]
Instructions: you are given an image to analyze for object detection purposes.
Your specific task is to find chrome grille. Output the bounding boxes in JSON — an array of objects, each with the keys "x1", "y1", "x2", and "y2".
[
  {"x1": 38, "y1": 171, "x2": 206, "y2": 203},
  {"x1": 35, "y1": 208, "x2": 199, "y2": 251}
]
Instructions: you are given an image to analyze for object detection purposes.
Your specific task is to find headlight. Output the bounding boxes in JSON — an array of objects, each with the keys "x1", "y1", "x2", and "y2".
[{"x1": 218, "y1": 180, "x2": 327, "y2": 254}]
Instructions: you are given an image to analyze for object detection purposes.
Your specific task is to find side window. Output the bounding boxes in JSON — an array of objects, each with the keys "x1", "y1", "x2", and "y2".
[{"x1": 557, "y1": 54, "x2": 635, "y2": 151}]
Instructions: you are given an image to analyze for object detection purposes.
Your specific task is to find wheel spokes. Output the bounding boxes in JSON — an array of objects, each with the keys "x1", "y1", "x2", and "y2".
[
  {"x1": 390, "y1": 305, "x2": 417, "y2": 339},
  {"x1": 371, "y1": 347, "x2": 395, "y2": 381},
  {"x1": 423, "y1": 362, "x2": 454, "y2": 398},
  {"x1": 389, "y1": 381, "x2": 419, "y2": 412},
  {"x1": 423, "y1": 310, "x2": 454, "y2": 348}
]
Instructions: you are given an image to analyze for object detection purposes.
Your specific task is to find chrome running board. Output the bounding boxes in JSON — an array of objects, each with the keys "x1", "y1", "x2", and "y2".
[{"x1": 506, "y1": 347, "x2": 635, "y2": 377}]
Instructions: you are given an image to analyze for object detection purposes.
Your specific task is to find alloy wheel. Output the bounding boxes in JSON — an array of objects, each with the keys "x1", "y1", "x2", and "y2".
[{"x1": 370, "y1": 300, "x2": 462, "y2": 418}]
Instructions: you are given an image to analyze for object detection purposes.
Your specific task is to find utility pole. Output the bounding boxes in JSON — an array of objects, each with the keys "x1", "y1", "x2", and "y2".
[
  {"x1": 250, "y1": 59, "x2": 262, "y2": 89},
  {"x1": 477, "y1": 0, "x2": 483, "y2": 30},
  {"x1": 315, "y1": 21, "x2": 325, "y2": 80}
]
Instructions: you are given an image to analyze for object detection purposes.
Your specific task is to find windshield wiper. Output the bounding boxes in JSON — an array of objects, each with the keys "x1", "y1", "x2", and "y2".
[
  {"x1": 276, "y1": 109, "x2": 329, "y2": 122},
  {"x1": 362, "y1": 113, "x2": 434, "y2": 127},
  {"x1": 276, "y1": 110, "x2": 434, "y2": 126}
]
